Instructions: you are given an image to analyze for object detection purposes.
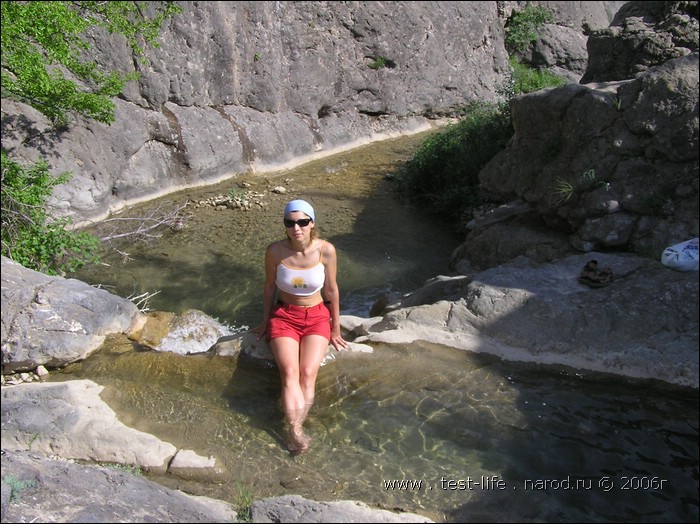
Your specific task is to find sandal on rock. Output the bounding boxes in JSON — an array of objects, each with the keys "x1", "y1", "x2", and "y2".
[
  {"x1": 578, "y1": 259, "x2": 599, "y2": 284},
  {"x1": 579, "y1": 261, "x2": 613, "y2": 288},
  {"x1": 588, "y1": 267, "x2": 613, "y2": 288}
]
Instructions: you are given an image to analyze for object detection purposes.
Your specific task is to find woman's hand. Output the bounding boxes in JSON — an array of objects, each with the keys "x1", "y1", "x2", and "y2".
[
  {"x1": 330, "y1": 329, "x2": 349, "y2": 352},
  {"x1": 250, "y1": 323, "x2": 268, "y2": 340}
]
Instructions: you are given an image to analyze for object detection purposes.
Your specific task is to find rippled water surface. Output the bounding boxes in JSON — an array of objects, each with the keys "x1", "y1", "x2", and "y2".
[
  {"x1": 53, "y1": 338, "x2": 698, "y2": 523},
  {"x1": 60, "y1": 133, "x2": 698, "y2": 522}
]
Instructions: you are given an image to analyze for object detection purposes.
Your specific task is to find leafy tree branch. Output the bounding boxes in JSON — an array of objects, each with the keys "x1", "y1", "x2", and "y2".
[
  {"x1": 1, "y1": 1, "x2": 179, "y2": 125},
  {"x1": 1, "y1": 1, "x2": 181, "y2": 275}
]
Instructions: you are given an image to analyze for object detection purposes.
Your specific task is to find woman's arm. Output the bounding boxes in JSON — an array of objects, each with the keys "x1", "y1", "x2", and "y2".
[
  {"x1": 323, "y1": 242, "x2": 348, "y2": 351},
  {"x1": 252, "y1": 243, "x2": 278, "y2": 336}
]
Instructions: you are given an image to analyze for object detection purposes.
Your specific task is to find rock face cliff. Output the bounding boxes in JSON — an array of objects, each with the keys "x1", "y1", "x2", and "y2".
[
  {"x1": 456, "y1": 0, "x2": 698, "y2": 266},
  {"x1": 1, "y1": 1, "x2": 619, "y2": 226}
]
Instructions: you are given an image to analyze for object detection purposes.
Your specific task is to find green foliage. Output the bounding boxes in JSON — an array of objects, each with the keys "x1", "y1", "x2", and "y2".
[
  {"x1": 104, "y1": 462, "x2": 143, "y2": 476},
  {"x1": 3, "y1": 474, "x2": 37, "y2": 502},
  {"x1": 397, "y1": 102, "x2": 513, "y2": 221},
  {"x1": 368, "y1": 55, "x2": 395, "y2": 70},
  {"x1": 368, "y1": 56, "x2": 385, "y2": 69},
  {"x1": 1, "y1": 1, "x2": 180, "y2": 274},
  {"x1": 549, "y1": 169, "x2": 607, "y2": 207},
  {"x1": 508, "y1": 56, "x2": 566, "y2": 95},
  {"x1": 397, "y1": 54, "x2": 565, "y2": 224},
  {"x1": 551, "y1": 177, "x2": 575, "y2": 206},
  {"x1": 1, "y1": 151, "x2": 100, "y2": 274},
  {"x1": 505, "y1": 4, "x2": 554, "y2": 55},
  {"x1": 611, "y1": 94, "x2": 623, "y2": 111},
  {"x1": 28, "y1": 432, "x2": 41, "y2": 450},
  {"x1": 1, "y1": 1, "x2": 181, "y2": 126},
  {"x1": 228, "y1": 187, "x2": 243, "y2": 199},
  {"x1": 234, "y1": 481, "x2": 254, "y2": 522}
]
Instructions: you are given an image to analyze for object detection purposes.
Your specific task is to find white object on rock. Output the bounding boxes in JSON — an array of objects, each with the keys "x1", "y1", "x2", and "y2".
[{"x1": 661, "y1": 237, "x2": 699, "y2": 271}]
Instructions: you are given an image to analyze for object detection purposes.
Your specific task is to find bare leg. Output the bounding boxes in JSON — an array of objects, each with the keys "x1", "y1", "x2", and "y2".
[
  {"x1": 270, "y1": 335, "x2": 328, "y2": 453},
  {"x1": 298, "y1": 334, "x2": 329, "y2": 420},
  {"x1": 292, "y1": 334, "x2": 329, "y2": 451},
  {"x1": 269, "y1": 336, "x2": 305, "y2": 451}
]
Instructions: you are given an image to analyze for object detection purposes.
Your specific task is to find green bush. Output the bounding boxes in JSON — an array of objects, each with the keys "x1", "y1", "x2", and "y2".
[
  {"x1": 234, "y1": 481, "x2": 255, "y2": 522},
  {"x1": 397, "y1": 102, "x2": 513, "y2": 221},
  {"x1": 3, "y1": 474, "x2": 37, "y2": 502},
  {"x1": 505, "y1": 4, "x2": 554, "y2": 55},
  {"x1": 1, "y1": 151, "x2": 99, "y2": 274},
  {"x1": 368, "y1": 55, "x2": 395, "y2": 69},
  {"x1": 509, "y1": 56, "x2": 566, "y2": 95},
  {"x1": 397, "y1": 53, "x2": 565, "y2": 226},
  {"x1": 1, "y1": 1, "x2": 180, "y2": 274}
]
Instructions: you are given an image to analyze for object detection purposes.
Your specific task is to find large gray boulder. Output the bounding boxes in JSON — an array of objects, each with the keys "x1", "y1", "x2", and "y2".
[
  {"x1": 455, "y1": 1, "x2": 699, "y2": 269},
  {"x1": 474, "y1": 52, "x2": 698, "y2": 260},
  {"x1": 1, "y1": 449, "x2": 433, "y2": 523},
  {"x1": 582, "y1": 0, "x2": 699, "y2": 82},
  {"x1": 2, "y1": 380, "x2": 175, "y2": 474},
  {"x1": 1, "y1": 256, "x2": 143, "y2": 374},
  {"x1": 0, "y1": 450, "x2": 237, "y2": 523},
  {"x1": 359, "y1": 252, "x2": 699, "y2": 389},
  {"x1": 251, "y1": 495, "x2": 433, "y2": 523}
]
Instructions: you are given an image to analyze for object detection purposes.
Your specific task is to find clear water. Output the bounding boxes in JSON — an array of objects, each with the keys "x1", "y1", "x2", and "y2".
[
  {"x1": 52, "y1": 337, "x2": 698, "y2": 523},
  {"x1": 60, "y1": 133, "x2": 699, "y2": 522},
  {"x1": 70, "y1": 131, "x2": 459, "y2": 329}
]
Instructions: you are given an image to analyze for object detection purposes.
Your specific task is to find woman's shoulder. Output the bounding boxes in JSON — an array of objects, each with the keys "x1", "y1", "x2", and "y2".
[
  {"x1": 319, "y1": 239, "x2": 336, "y2": 256},
  {"x1": 267, "y1": 239, "x2": 289, "y2": 248},
  {"x1": 265, "y1": 240, "x2": 286, "y2": 257}
]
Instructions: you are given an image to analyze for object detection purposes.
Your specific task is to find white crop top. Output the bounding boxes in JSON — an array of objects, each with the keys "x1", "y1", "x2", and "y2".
[{"x1": 276, "y1": 242, "x2": 326, "y2": 296}]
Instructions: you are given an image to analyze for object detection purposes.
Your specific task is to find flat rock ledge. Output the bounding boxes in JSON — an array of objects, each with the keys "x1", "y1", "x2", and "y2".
[
  {"x1": 0, "y1": 450, "x2": 433, "y2": 523},
  {"x1": 0, "y1": 380, "x2": 433, "y2": 523}
]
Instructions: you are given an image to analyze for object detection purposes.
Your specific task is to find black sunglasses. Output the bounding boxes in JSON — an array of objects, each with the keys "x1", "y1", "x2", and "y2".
[{"x1": 284, "y1": 218, "x2": 312, "y2": 228}]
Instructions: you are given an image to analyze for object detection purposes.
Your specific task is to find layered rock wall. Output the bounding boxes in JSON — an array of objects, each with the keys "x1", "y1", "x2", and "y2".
[{"x1": 0, "y1": 1, "x2": 619, "y2": 226}]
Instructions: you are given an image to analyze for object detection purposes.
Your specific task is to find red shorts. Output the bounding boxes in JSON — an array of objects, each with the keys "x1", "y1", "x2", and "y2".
[{"x1": 268, "y1": 301, "x2": 331, "y2": 342}]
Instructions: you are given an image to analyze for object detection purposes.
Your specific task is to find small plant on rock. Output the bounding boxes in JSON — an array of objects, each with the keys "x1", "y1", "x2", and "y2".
[
  {"x1": 368, "y1": 55, "x2": 395, "y2": 69},
  {"x1": 550, "y1": 169, "x2": 609, "y2": 206},
  {"x1": 234, "y1": 481, "x2": 254, "y2": 522},
  {"x1": 104, "y1": 462, "x2": 143, "y2": 476},
  {"x1": 551, "y1": 177, "x2": 575, "y2": 206},
  {"x1": 3, "y1": 474, "x2": 37, "y2": 502}
]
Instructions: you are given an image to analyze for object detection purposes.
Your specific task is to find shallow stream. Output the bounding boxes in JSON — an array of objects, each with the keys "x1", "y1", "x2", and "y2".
[{"x1": 60, "y1": 133, "x2": 698, "y2": 522}]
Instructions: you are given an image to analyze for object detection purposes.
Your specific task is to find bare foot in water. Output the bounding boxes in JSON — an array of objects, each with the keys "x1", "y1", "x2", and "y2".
[{"x1": 287, "y1": 430, "x2": 311, "y2": 454}]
